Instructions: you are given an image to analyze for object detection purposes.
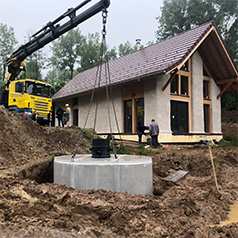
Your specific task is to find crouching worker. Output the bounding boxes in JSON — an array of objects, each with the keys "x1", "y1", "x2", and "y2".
[{"x1": 136, "y1": 125, "x2": 149, "y2": 144}]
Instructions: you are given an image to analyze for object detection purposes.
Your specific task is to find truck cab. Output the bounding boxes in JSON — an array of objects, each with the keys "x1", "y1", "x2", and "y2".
[{"x1": 8, "y1": 79, "x2": 52, "y2": 124}]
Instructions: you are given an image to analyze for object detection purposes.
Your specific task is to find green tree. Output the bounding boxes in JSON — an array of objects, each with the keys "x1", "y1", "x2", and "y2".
[
  {"x1": 19, "y1": 50, "x2": 45, "y2": 80},
  {"x1": 107, "y1": 46, "x2": 117, "y2": 61},
  {"x1": 118, "y1": 41, "x2": 145, "y2": 57},
  {"x1": 118, "y1": 41, "x2": 135, "y2": 57},
  {"x1": 79, "y1": 33, "x2": 118, "y2": 72},
  {"x1": 44, "y1": 67, "x2": 70, "y2": 95},
  {"x1": 49, "y1": 29, "x2": 86, "y2": 80},
  {"x1": 80, "y1": 33, "x2": 101, "y2": 71},
  {"x1": 0, "y1": 23, "x2": 18, "y2": 82},
  {"x1": 156, "y1": 0, "x2": 238, "y2": 63}
]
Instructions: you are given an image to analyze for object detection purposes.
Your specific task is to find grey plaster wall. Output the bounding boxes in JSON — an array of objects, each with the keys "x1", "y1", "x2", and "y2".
[
  {"x1": 210, "y1": 79, "x2": 222, "y2": 133},
  {"x1": 78, "y1": 88, "x2": 123, "y2": 133},
  {"x1": 157, "y1": 75, "x2": 172, "y2": 133},
  {"x1": 144, "y1": 78, "x2": 158, "y2": 126},
  {"x1": 144, "y1": 75, "x2": 171, "y2": 133},
  {"x1": 191, "y1": 52, "x2": 204, "y2": 133}
]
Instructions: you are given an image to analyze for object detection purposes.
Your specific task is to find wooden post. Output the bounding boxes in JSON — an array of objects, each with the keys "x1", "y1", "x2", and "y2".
[{"x1": 209, "y1": 145, "x2": 219, "y2": 191}]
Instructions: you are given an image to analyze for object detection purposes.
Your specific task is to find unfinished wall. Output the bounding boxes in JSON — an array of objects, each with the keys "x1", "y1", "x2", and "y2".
[
  {"x1": 210, "y1": 79, "x2": 222, "y2": 133},
  {"x1": 157, "y1": 74, "x2": 172, "y2": 134},
  {"x1": 78, "y1": 88, "x2": 123, "y2": 133},
  {"x1": 191, "y1": 51, "x2": 204, "y2": 133},
  {"x1": 144, "y1": 77, "x2": 158, "y2": 126},
  {"x1": 144, "y1": 75, "x2": 171, "y2": 134}
]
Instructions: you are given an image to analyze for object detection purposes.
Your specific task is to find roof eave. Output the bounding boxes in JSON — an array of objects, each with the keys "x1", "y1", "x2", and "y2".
[{"x1": 52, "y1": 69, "x2": 166, "y2": 102}]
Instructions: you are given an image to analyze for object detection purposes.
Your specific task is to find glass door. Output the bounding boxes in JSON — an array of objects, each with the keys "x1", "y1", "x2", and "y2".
[
  {"x1": 171, "y1": 101, "x2": 188, "y2": 134},
  {"x1": 124, "y1": 100, "x2": 132, "y2": 133}
]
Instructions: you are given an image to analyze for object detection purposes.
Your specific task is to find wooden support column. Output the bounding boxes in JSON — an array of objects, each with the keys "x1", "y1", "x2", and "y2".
[{"x1": 217, "y1": 78, "x2": 237, "y2": 99}]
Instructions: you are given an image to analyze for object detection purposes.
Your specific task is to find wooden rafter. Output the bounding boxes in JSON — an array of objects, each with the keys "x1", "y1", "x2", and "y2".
[
  {"x1": 216, "y1": 77, "x2": 238, "y2": 85},
  {"x1": 162, "y1": 69, "x2": 178, "y2": 91},
  {"x1": 217, "y1": 80, "x2": 235, "y2": 99}
]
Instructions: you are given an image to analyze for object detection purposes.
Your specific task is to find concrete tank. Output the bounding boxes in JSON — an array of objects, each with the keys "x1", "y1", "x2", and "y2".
[{"x1": 54, "y1": 154, "x2": 153, "y2": 194}]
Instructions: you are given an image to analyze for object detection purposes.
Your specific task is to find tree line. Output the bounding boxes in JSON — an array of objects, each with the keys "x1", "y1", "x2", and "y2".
[{"x1": 0, "y1": 0, "x2": 237, "y2": 109}]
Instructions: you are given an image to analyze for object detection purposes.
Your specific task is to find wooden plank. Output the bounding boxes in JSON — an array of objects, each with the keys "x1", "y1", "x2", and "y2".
[
  {"x1": 216, "y1": 77, "x2": 238, "y2": 85},
  {"x1": 217, "y1": 81, "x2": 234, "y2": 99}
]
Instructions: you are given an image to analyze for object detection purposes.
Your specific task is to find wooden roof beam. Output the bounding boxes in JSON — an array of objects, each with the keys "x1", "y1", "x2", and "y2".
[
  {"x1": 217, "y1": 80, "x2": 235, "y2": 99},
  {"x1": 216, "y1": 77, "x2": 238, "y2": 85}
]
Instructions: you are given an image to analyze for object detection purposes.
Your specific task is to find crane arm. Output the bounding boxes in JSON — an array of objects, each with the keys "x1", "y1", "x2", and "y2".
[{"x1": 5, "y1": 0, "x2": 110, "y2": 88}]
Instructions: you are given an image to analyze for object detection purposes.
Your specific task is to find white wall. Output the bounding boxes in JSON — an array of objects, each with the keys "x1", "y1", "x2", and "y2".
[
  {"x1": 210, "y1": 79, "x2": 222, "y2": 133},
  {"x1": 191, "y1": 52, "x2": 204, "y2": 133}
]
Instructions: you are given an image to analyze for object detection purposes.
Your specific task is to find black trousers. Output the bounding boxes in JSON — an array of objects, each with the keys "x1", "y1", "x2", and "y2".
[
  {"x1": 58, "y1": 116, "x2": 64, "y2": 127},
  {"x1": 151, "y1": 135, "x2": 158, "y2": 148}
]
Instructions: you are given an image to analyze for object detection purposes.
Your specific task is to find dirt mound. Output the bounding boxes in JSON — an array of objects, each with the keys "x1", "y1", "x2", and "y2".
[
  {"x1": 0, "y1": 105, "x2": 238, "y2": 237},
  {"x1": 0, "y1": 105, "x2": 90, "y2": 174}
]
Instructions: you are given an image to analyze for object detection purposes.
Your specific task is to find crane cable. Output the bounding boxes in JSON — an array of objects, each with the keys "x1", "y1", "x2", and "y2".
[{"x1": 72, "y1": 8, "x2": 124, "y2": 160}]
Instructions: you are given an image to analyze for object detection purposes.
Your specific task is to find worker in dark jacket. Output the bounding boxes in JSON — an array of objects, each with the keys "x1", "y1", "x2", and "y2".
[
  {"x1": 136, "y1": 125, "x2": 149, "y2": 144},
  {"x1": 149, "y1": 119, "x2": 159, "y2": 148},
  {"x1": 56, "y1": 105, "x2": 65, "y2": 127}
]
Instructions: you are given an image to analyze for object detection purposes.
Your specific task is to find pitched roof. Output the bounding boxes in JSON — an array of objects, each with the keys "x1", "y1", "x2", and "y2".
[{"x1": 53, "y1": 21, "x2": 237, "y2": 100}]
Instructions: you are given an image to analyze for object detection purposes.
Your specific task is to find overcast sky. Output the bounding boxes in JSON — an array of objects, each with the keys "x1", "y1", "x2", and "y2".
[{"x1": 0, "y1": 0, "x2": 163, "y2": 51}]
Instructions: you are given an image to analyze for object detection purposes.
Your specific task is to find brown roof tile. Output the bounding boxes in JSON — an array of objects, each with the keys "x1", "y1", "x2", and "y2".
[{"x1": 52, "y1": 21, "x2": 236, "y2": 100}]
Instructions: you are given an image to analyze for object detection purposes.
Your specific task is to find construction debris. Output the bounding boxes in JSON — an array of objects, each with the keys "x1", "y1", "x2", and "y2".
[{"x1": 165, "y1": 169, "x2": 189, "y2": 182}]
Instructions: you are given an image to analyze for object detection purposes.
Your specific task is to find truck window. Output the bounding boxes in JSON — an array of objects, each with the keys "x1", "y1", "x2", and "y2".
[
  {"x1": 15, "y1": 82, "x2": 24, "y2": 93},
  {"x1": 26, "y1": 81, "x2": 51, "y2": 98}
]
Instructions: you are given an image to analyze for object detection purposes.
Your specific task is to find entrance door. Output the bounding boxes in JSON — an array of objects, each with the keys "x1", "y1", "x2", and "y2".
[
  {"x1": 124, "y1": 100, "x2": 132, "y2": 133},
  {"x1": 171, "y1": 101, "x2": 188, "y2": 134},
  {"x1": 73, "y1": 109, "x2": 78, "y2": 126}
]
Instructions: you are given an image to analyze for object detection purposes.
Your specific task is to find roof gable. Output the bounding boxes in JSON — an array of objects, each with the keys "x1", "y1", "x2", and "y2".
[{"x1": 53, "y1": 21, "x2": 237, "y2": 100}]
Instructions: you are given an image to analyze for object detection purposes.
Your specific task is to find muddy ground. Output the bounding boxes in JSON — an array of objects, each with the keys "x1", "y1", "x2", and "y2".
[{"x1": 0, "y1": 105, "x2": 238, "y2": 237}]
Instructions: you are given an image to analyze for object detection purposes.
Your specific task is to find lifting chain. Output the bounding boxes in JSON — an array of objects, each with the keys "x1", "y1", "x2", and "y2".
[
  {"x1": 72, "y1": 8, "x2": 124, "y2": 160},
  {"x1": 102, "y1": 9, "x2": 107, "y2": 38}
]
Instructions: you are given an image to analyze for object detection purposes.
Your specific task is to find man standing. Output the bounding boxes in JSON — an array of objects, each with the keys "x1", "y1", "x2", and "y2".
[
  {"x1": 65, "y1": 104, "x2": 71, "y2": 127},
  {"x1": 149, "y1": 119, "x2": 159, "y2": 148},
  {"x1": 56, "y1": 105, "x2": 65, "y2": 127}
]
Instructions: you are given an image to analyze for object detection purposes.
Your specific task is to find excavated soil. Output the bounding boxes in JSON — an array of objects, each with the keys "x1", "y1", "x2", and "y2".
[{"x1": 0, "y1": 105, "x2": 238, "y2": 237}]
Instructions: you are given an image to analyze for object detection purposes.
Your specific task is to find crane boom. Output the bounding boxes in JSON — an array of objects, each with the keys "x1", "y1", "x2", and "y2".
[{"x1": 6, "y1": 0, "x2": 110, "y2": 87}]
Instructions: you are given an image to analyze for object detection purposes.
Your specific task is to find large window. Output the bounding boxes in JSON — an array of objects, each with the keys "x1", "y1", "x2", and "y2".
[
  {"x1": 170, "y1": 68, "x2": 189, "y2": 96},
  {"x1": 171, "y1": 101, "x2": 189, "y2": 134},
  {"x1": 170, "y1": 59, "x2": 191, "y2": 133},
  {"x1": 171, "y1": 75, "x2": 179, "y2": 94}
]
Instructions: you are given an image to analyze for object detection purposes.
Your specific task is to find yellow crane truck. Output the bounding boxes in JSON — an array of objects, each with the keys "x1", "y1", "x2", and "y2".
[{"x1": 0, "y1": 0, "x2": 110, "y2": 124}]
